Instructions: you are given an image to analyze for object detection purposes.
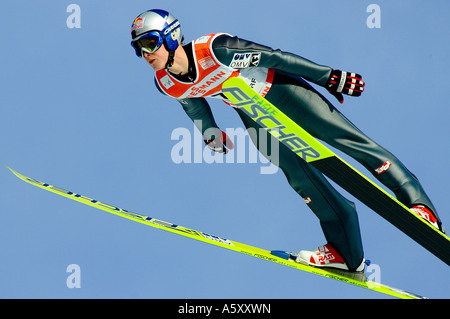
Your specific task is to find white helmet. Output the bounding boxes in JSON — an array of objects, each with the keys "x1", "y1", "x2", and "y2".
[{"x1": 130, "y1": 9, "x2": 182, "y2": 68}]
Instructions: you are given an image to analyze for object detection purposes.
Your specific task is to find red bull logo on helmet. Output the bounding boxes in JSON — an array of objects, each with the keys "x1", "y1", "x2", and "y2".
[{"x1": 131, "y1": 17, "x2": 144, "y2": 32}]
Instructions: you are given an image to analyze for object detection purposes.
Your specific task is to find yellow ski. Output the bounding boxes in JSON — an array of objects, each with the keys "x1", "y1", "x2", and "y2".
[{"x1": 7, "y1": 165, "x2": 425, "y2": 299}]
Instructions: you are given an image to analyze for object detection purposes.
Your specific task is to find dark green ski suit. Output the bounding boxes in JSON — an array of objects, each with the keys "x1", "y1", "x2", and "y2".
[{"x1": 155, "y1": 34, "x2": 439, "y2": 270}]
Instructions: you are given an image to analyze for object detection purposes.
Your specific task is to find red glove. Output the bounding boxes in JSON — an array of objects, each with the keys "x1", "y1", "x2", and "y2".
[{"x1": 326, "y1": 70, "x2": 365, "y2": 104}]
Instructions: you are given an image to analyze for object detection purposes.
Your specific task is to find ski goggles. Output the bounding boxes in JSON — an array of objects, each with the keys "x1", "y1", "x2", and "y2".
[{"x1": 131, "y1": 31, "x2": 163, "y2": 57}]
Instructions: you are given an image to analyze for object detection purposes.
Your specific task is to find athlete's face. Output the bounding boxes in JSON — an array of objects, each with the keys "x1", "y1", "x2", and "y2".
[{"x1": 143, "y1": 46, "x2": 168, "y2": 71}]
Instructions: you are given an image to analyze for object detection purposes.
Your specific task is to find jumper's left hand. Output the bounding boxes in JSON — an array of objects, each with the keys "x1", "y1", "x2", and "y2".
[
  {"x1": 204, "y1": 130, "x2": 234, "y2": 154},
  {"x1": 326, "y1": 70, "x2": 365, "y2": 104}
]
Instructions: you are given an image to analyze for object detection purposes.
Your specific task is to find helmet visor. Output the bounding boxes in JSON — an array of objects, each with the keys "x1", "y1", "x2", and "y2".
[{"x1": 131, "y1": 31, "x2": 163, "y2": 57}]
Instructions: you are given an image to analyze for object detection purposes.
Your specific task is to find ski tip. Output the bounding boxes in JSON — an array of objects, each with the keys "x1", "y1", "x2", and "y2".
[
  {"x1": 5, "y1": 164, "x2": 14, "y2": 174},
  {"x1": 5, "y1": 165, "x2": 31, "y2": 182},
  {"x1": 5, "y1": 164, "x2": 20, "y2": 177}
]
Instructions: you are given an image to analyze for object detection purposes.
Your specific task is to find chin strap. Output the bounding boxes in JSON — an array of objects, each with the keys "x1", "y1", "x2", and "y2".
[{"x1": 165, "y1": 50, "x2": 175, "y2": 70}]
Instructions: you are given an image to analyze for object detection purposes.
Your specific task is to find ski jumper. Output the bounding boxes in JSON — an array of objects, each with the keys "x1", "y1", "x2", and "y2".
[{"x1": 155, "y1": 33, "x2": 439, "y2": 270}]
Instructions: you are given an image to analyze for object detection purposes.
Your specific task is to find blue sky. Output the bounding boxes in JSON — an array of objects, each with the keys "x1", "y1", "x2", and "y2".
[{"x1": 1, "y1": 0, "x2": 449, "y2": 299}]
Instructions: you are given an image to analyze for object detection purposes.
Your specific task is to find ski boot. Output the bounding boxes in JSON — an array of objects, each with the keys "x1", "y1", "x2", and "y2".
[
  {"x1": 294, "y1": 243, "x2": 365, "y2": 272},
  {"x1": 410, "y1": 205, "x2": 444, "y2": 233}
]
